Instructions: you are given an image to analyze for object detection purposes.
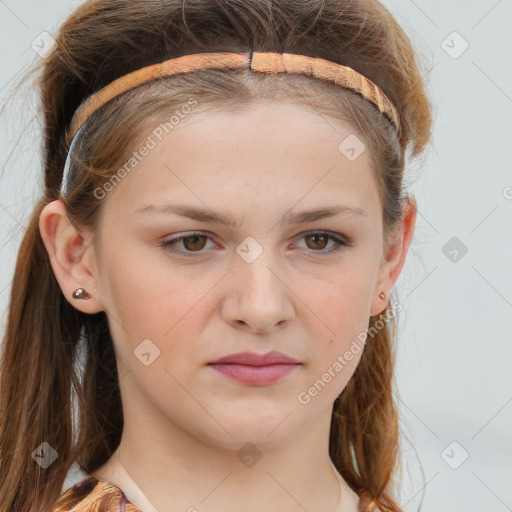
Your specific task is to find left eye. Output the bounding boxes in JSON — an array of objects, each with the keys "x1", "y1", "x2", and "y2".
[
  {"x1": 160, "y1": 231, "x2": 351, "y2": 257},
  {"x1": 295, "y1": 232, "x2": 350, "y2": 254}
]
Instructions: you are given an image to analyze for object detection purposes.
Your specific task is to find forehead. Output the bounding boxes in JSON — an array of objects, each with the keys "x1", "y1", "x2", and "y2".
[{"x1": 103, "y1": 101, "x2": 380, "y2": 219}]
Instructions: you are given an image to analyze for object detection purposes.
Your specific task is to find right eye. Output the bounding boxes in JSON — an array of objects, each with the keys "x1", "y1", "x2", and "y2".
[{"x1": 160, "y1": 232, "x2": 216, "y2": 257}]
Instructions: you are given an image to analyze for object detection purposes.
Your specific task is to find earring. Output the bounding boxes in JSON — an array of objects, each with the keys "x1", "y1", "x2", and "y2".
[
  {"x1": 72, "y1": 288, "x2": 91, "y2": 300},
  {"x1": 379, "y1": 291, "x2": 386, "y2": 300}
]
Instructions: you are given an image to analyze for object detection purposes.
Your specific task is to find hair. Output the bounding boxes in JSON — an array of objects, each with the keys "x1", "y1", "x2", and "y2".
[{"x1": 0, "y1": 1, "x2": 433, "y2": 511}]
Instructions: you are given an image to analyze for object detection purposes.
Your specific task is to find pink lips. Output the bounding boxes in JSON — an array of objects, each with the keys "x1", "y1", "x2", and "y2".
[{"x1": 207, "y1": 350, "x2": 301, "y2": 386}]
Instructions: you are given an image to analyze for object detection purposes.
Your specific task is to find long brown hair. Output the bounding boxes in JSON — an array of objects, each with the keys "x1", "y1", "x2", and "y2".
[{"x1": 0, "y1": 1, "x2": 433, "y2": 511}]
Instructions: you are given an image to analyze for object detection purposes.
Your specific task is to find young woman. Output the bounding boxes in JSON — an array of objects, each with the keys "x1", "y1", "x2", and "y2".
[{"x1": 0, "y1": 1, "x2": 432, "y2": 511}]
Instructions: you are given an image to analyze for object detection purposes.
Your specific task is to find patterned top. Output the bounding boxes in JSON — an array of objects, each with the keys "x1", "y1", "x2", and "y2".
[
  {"x1": 49, "y1": 474, "x2": 373, "y2": 511},
  {"x1": 49, "y1": 476, "x2": 142, "y2": 512}
]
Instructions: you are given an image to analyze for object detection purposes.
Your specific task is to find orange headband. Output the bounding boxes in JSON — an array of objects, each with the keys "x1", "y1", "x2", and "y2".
[{"x1": 65, "y1": 51, "x2": 400, "y2": 147}]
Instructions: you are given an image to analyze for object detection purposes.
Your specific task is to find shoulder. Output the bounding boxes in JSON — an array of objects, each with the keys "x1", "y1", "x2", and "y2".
[{"x1": 48, "y1": 476, "x2": 142, "y2": 512}]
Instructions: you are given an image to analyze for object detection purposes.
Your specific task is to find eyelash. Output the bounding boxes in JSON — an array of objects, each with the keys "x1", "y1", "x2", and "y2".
[{"x1": 160, "y1": 231, "x2": 351, "y2": 258}]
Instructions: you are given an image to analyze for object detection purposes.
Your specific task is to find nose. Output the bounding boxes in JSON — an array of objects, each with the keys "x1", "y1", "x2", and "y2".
[{"x1": 220, "y1": 243, "x2": 295, "y2": 334}]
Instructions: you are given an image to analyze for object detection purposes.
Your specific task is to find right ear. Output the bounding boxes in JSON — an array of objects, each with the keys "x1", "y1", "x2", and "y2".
[{"x1": 39, "y1": 199, "x2": 105, "y2": 314}]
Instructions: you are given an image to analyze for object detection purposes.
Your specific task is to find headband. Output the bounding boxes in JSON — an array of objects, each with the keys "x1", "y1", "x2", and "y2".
[{"x1": 61, "y1": 51, "x2": 400, "y2": 194}]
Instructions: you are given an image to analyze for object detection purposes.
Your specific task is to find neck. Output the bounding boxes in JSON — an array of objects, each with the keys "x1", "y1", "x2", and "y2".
[{"x1": 91, "y1": 415, "x2": 360, "y2": 512}]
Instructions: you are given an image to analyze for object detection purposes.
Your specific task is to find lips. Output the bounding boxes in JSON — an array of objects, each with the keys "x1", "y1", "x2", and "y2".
[
  {"x1": 207, "y1": 351, "x2": 301, "y2": 386},
  {"x1": 209, "y1": 350, "x2": 300, "y2": 366}
]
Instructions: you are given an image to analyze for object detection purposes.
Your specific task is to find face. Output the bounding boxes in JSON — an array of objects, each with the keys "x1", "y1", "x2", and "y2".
[{"x1": 49, "y1": 101, "x2": 409, "y2": 451}]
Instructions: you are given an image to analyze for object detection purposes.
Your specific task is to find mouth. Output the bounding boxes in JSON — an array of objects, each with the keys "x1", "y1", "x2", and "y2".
[
  {"x1": 209, "y1": 350, "x2": 300, "y2": 365},
  {"x1": 207, "y1": 362, "x2": 301, "y2": 386}
]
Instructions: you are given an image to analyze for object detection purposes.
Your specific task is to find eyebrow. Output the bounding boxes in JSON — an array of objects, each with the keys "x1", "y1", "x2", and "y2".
[{"x1": 135, "y1": 202, "x2": 368, "y2": 228}]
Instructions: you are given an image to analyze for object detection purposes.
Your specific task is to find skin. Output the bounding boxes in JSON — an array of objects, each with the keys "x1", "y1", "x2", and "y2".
[{"x1": 40, "y1": 101, "x2": 416, "y2": 512}]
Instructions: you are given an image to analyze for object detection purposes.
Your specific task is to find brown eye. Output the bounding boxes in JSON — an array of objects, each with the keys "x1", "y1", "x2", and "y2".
[
  {"x1": 295, "y1": 231, "x2": 350, "y2": 256},
  {"x1": 161, "y1": 232, "x2": 213, "y2": 256},
  {"x1": 304, "y1": 233, "x2": 329, "y2": 250},
  {"x1": 181, "y1": 234, "x2": 207, "y2": 251}
]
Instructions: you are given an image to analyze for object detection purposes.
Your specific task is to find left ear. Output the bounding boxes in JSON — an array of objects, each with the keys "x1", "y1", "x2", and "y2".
[{"x1": 370, "y1": 195, "x2": 417, "y2": 316}]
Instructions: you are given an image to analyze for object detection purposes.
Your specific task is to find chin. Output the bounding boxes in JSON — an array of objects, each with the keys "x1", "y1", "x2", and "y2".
[{"x1": 218, "y1": 411, "x2": 305, "y2": 447}]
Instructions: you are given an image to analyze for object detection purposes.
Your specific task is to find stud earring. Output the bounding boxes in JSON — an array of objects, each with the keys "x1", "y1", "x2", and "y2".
[
  {"x1": 72, "y1": 288, "x2": 91, "y2": 300},
  {"x1": 379, "y1": 291, "x2": 386, "y2": 300}
]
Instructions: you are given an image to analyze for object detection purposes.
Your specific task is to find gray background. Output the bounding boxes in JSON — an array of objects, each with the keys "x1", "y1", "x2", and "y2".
[{"x1": 1, "y1": 1, "x2": 511, "y2": 511}]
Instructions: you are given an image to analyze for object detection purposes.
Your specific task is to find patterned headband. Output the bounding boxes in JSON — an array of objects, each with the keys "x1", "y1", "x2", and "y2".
[{"x1": 61, "y1": 51, "x2": 400, "y2": 194}]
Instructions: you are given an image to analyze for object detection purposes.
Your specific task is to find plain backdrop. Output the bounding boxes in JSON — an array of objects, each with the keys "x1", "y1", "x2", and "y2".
[{"x1": 0, "y1": 1, "x2": 511, "y2": 511}]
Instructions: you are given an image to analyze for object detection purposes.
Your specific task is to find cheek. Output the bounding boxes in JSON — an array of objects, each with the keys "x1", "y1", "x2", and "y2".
[
  {"x1": 306, "y1": 270, "x2": 374, "y2": 334},
  {"x1": 300, "y1": 276, "x2": 373, "y2": 387},
  {"x1": 99, "y1": 246, "x2": 212, "y2": 360}
]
